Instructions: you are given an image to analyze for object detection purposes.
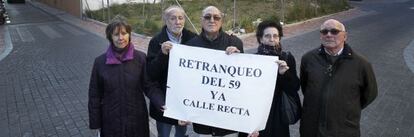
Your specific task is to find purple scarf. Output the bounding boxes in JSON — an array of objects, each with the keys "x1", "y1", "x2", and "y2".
[{"x1": 105, "y1": 43, "x2": 134, "y2": 64}]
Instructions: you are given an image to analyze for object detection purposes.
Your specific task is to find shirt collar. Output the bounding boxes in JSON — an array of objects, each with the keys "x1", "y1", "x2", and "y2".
[{"x1": 324, "y1": 47, "x2": 344, "y2": 56}]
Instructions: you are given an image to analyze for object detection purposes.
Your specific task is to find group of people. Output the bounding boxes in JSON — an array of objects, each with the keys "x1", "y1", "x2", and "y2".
[{"x1": 88, "y1": 5, "x2": 378, "y2": 137}]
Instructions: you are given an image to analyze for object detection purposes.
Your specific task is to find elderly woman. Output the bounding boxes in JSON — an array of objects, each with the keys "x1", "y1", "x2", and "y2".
[
  {"x1": 88, "y1": 15, "x2": 164, "y2": 137},
  {"x1": 256, "y1": 20, "x2": 301, "y2": 137},
  {"x1": 240, "y1": 20, "x2": 301, "y2": 137}
]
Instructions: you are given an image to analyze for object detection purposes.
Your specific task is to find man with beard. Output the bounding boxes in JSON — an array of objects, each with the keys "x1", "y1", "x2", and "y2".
[{"x1": 146, "y1": 5, "x2": 197, "y2": 137}]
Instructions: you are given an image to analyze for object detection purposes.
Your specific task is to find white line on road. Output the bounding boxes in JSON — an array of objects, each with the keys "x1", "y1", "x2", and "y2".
[
  {"x1": 38, "y1": 25, "x2": 62, "y2": 39},
  {"x1": 16, "y1": 27, "x2": 35, "y2": 42},
  {"x1": 58, "y1": 24, "x2": 86, "y2": 36}
]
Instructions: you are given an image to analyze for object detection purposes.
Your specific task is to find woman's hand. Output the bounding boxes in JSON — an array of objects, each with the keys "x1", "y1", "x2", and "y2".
[
  {"x1": 276, "y1": 60, "x2": 289, "y2": 75},
  {"x1": 160, "y1": 106, "x2": 166, "y2": 112},
  {"x1": 247, "y1": 131, "x2": 259, "y2": 137},
  {"x1": 178, "y1": 120, "x2": 190, "y2": 126}
]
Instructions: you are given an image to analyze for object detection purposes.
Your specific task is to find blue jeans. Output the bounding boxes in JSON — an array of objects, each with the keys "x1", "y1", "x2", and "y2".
[{"x1": 156, "y1": 121, "x2": 187, "y2": 137}]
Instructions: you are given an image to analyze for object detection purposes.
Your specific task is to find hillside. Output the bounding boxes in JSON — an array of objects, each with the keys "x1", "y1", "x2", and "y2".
[{"x1": 85, "y1": 0, "x2": 350, "y2": 36}]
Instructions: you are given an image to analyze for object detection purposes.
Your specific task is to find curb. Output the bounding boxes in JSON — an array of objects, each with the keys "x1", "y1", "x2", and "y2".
[
  {"x1": 0, "y1": 26, "x2": 13, "y2": 62},
  {"x1": 404, "y1": 39, "x2": 414, "y2": 74},
  {"x1": 85, "y1": 18, "x2": 150, "y2": 39}
]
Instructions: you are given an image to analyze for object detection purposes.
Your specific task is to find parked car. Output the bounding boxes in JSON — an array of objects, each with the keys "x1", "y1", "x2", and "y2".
[
  {"x1": 7, "y1": 0, "x2": 25, "y2": 3},
  {"x1": 0, "y1": 0, "x2": 5, "y2": 24}
]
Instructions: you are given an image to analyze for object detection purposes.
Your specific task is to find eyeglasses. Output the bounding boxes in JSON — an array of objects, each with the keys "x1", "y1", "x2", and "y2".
[
  {"x1": 264, "y1": 34, "x2": 279, "y2": 39},
  {"x1": 203, "y1": 15, "x2": 222, "y2": 21},
  {"x1": 320, "y1": 29, "x2": 342, "y2": 35}
]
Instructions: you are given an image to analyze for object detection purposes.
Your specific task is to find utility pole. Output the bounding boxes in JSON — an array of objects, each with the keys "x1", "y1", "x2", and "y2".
[
  {"x1": 84, "y1": 0, "x2": 92, "y2": 18},
  {"x1": 161, "y1": 0, "x2": 163, "y2": 15},
  {"x1": 280, "y1": 0, "x2": 285, "y2": 24},
  {"x1": 142, "y1": 0, "x2": 146, "y2": 19},
  {"x1": 107, "y1": 0, "x2": 110, "y2": 23},
  {"x1": 233, "y1": 0, "x2": 236, "y2": 29},
  {"x1": 102, "y1": 0, "x2": 105, "y2": 21}
]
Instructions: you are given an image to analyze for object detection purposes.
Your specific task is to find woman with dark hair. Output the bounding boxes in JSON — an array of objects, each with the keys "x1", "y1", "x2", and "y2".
[
  {"x1": 240, "y1": 20, "x2": 301, "y2": 137},
  {"x1": 88, "y1": 15, "x2": 164, "y2": 137}
]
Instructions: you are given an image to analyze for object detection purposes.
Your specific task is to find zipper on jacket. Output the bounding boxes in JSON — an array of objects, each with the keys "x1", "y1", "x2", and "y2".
[{"x1": 318, "y1": 54, "x2": 344, "y2": 137}]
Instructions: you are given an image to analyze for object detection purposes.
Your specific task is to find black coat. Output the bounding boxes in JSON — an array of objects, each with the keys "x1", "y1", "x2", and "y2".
[
  {"x1": 146, "y1": 26, "x2": 197, "y2": 125},
  {"x1": 186, "y1": 29, "x2": 243, "y2": 52},
  {"x1": 185, "y1": 29, "x2": 244, "y2": 136},
  {"x1": 88, "y1": 50, "x2": 164, "y2": 137},
  {"x1": 239, "y1": 49, "x2": 301, "y2": 137},
  {"x1": 260, "y1": 51, "x2": 301, "y2": 137},
  {"x1": 300, "y1": 44, "x2": 377, "y2": 137}
]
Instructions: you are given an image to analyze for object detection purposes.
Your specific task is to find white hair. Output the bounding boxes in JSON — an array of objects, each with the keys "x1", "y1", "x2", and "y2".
[
  {"x1": 201, "y1": 6, "x2": 223, "y2": 17},
  {"x1": 321, "y1": 19, "x2": 346, "y2": 31},
  {"x1": 162, "y1": 5, "x2": 185, "y2": 21}
]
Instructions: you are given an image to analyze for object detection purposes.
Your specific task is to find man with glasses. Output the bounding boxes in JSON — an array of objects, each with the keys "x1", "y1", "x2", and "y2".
[
  {"x1": 146, "y1": 5, "x2": 197, "y2": 137},
  {"x1": 299, "y1": 19, "x2": 378, "y2": 137},
  {"x1": 185, "y1": 6, "x2": 243, "y2": 137}
]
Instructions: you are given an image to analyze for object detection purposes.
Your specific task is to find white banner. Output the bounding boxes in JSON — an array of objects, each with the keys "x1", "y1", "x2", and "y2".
[{"x1": 163, "y1": 43, "x2": 278, "y2": 133}]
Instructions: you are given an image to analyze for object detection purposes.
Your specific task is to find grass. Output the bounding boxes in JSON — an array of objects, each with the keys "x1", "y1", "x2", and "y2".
[{"x1": 85, "y1": 0, "x2": 351, "y2": 36}]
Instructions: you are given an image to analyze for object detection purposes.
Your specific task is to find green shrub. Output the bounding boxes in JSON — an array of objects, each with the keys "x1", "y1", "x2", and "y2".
[{"x1": 86, "y1": 0, "x2": 350, "y2": 36}]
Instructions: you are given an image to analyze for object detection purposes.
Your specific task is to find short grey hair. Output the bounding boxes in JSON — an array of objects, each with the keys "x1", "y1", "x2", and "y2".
[
  {"x1": 162, "y1": 5, "x2": 185, "y2": 21},
  {"x1": 201, "y1": 6, "x2": 224, "y2": 17},
  {"x1": 321, "y1": 19, "x2": 346, "y2": 31}
]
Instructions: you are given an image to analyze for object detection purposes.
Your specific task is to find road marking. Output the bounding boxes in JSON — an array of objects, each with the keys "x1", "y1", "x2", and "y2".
[
  {"x1": 0, "y1": 27, "x2": 13, "y2": 61},
  {"x1": 410, "y1": 7, "x2": 414, "y2": 10},
  {"x1": 16, "y1": 27, "x2": 35, "y2": 42},
  {"x1": 58, "y1": 24, "x2": 86, "y2": 36},
  {"x1": 404, "y1": 39, "x2": 414, "y2": 74},
  {"x1": 38, "y1": 25, "x2": 62, "y2": 39}
]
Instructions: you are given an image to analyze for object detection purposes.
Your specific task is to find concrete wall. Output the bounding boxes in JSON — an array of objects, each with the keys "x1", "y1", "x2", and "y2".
[{"x1": 36, "y1": 0, "x2": 82, "y2": 18}]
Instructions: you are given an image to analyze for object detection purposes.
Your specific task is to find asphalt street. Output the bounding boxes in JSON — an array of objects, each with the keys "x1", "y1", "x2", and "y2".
[
  {"x1": 283, "y1": 0, "x2": 414, "y2": 136},
  {"x1": 0, "y1": 2, "x2": 107, "y2": 137},
  {"x1": 0, "y1": 0, "x2": 414, "y2": 137}
]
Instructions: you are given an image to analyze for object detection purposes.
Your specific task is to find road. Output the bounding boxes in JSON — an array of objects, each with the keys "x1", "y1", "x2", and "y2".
[
  {"x1": 0, "y1": 0, "x2": 413, "y2": 137},
  {"x1": 0, "y1": 2, "x2": 106, "y2": 137},
  {"x1": 283, "y1": 0, "x2": 414, "y2": 136}
]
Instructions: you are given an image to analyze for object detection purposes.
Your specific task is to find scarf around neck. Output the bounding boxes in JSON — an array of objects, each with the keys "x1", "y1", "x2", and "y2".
[
  {"x1": 257, "y1": 44, "x2": 281, "y2": 56},
  {"x1": 105, "y1": 43, "x2": 134, "y2": 64}
]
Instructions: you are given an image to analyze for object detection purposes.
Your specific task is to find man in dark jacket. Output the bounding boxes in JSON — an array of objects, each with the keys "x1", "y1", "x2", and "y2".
[
  {"x1": 300, "y1": 19, "x2": 378, "y2": 137},
  {"x1": 146, "y1": 5, "x2": 197, "y2": 137},
  {"x1": 185, "y1": 6, "x2": 243, "y2": 137}
]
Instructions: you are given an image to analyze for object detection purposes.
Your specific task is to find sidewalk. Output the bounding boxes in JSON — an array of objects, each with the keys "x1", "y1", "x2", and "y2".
[
  {"x1": 241, "y1": 7, "x2": 373, "y2": 51},
  {"x1": 28, "y1": 0, "x2": 151, "y2": 52}
]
